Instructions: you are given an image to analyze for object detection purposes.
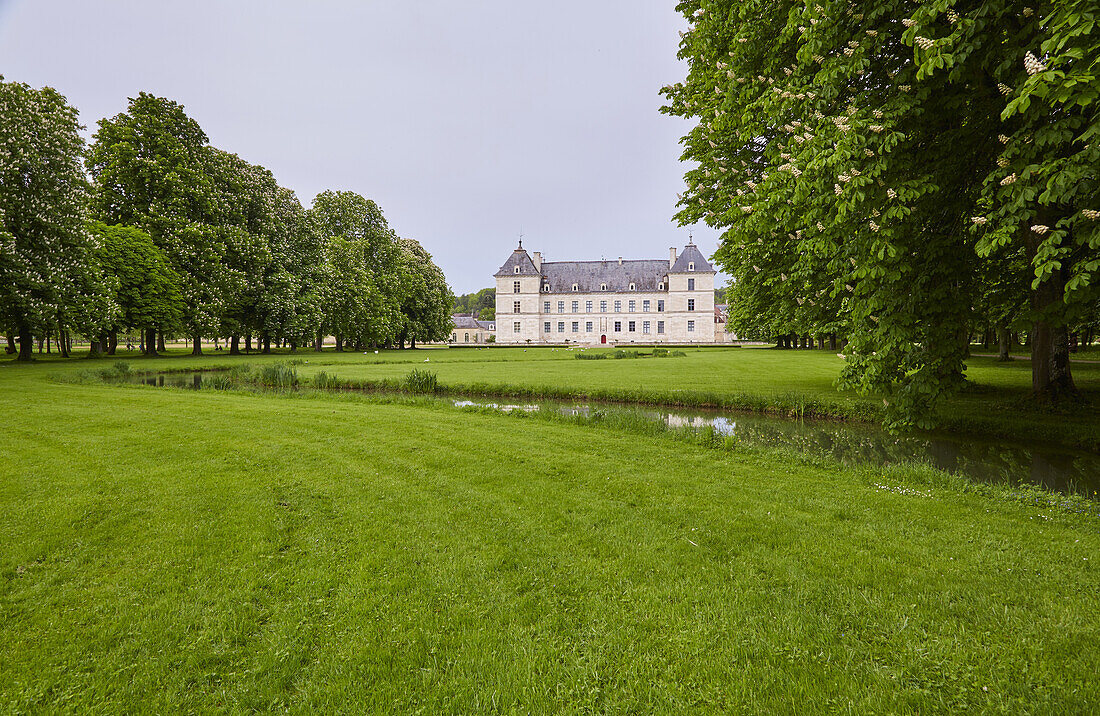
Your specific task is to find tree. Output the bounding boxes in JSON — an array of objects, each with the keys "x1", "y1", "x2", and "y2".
[
  {"x1": 90, "y1": 222, "x2": 182, "y2": 356},
  {"x1": 0, "y1": 78, "x2": 109, "y2": 361},
  {"x1": 87, "y1": 93, "x2": 226, "y2": 355},
  {"x1": 395, "y1": 238, "x2": 455, "y2": 347},
  {"x1": 662, "y1": 0, "x2": 1098, "y2": 427},
  {"x1": 310, "y1": 191, "x2": 402, "y2": 349}
]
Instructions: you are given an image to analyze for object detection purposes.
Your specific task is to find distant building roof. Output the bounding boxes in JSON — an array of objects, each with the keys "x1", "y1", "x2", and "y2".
[
  {"x1": 451, "y1": 314, "x2": 482, "y2": 329},
  {"x1": 670, "y1": 243, "x2": 715, "y2": 273}
]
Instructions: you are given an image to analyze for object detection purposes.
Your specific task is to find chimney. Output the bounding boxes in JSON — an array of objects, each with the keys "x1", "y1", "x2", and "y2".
[
  {"x1": 618, "y1": 256, "x2": 623, "y2": 266},
  {"x1": 670, "y1": 247, "x2": 677, "y2": 268},
  {"x1": 532, "y1": 251, "x2": 542, "y2": 271}
]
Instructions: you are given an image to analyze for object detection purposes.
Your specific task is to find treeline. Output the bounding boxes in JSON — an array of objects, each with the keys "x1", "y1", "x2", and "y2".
[
  {"x1": 453, "y1": 288, "x2": 495, "y2": 320},
  {"x1": 664, "y1": 1, "x2": 1099, "y2": 428},
  {"x1": 1, "y1": 79, "x2": 454, "y2": 360}
]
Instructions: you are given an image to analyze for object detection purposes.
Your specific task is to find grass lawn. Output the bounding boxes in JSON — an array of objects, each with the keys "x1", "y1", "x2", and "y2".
[{"x1": 1, "y1": 352, "x2": 1099, "y2": 711}]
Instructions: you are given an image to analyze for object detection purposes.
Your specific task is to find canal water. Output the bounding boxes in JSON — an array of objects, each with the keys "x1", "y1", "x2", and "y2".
[{"x1": 131, "y1": 372, "x2": 1100, "y2": 497}]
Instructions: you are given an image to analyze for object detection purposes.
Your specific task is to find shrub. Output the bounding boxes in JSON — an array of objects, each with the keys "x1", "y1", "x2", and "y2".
[
  {"x1": 669, "y1": 350, "x2": 687, "y2": 357},
  {"x1": 209, "y1": 375, "x2": 234, "y2": 391},
  {"x1": 405, "y1": 369, "x2": 439, "y2": 393},
  {"x1": 652, "y1": 348, "x2": 669, "y2": 357},
  {"x1": 575, "y1": 352, "x2": 607, "y2": 360}
]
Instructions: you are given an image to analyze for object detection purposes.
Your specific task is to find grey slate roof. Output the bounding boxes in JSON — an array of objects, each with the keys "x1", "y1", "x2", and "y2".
[
  {"x1": 475, "y1": 319, "x2": 495, "y2": 330},
  {"x1": 670, "y1": 243, "x2": 715, "y2": 273},
  {"x1": 451, "y1": 314, "x2": 483, "y2": 329},
  {"x1": 494, "y1": 248, "x2": 540, "y2": 277},
  {"x1": 540, "y1": 259, "x2": 671, "y2": 293}
]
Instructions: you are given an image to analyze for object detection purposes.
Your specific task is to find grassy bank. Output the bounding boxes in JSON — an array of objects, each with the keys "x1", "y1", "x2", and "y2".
[
  {"x1": 1, "y1": 356, "x2": 1099, "y2": 711},
  {"x1": 20, "y1": 344, "x2": 1100, "y2": 450}
]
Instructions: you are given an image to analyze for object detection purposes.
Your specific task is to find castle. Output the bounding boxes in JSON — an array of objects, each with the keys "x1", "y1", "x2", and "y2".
[{"x1": 493, "y1": 241, "x2": 727, "y2": 345}]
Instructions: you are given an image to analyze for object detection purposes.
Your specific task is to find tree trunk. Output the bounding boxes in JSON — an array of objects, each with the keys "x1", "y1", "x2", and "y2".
[
  {"x1": 88, "y1": 336, "x2": 103, "y2": 358},
  {"x1": 334, "y1": 333, "x2": 344, "y2": 352},
  {"x1": 107, "y1": 329, "x2": 118, "y2": 355},
  {"x1": 59, "y1": 329, "x2": 70, "y2": 358},
  {"x1": 45, "y1": 334, "x2": 51, "y2": 354},
  {"x1": 829, "y1": 333, "x2": 837, "y2": 351},
  {"x1": 996, "y1": 326, "x2": 1012, "y2": 362},
  {"x1": 157, "y1": 330, "x2": 166, "y2": 353},
  {"x1": 143, "y1": 327, "x2": 158, "y2": 357},
  {"x1": 261, "y1": 335, "x2": 271, "y2": 354},
  {"x1": 315, "y1": 330, "x2": 324, "y2": 352},
  {"x1": 244, "y1": 334, "x2": 252, "y2": 353},
  {"x1": 410, "y1": 337, "x2": 416, "y2": 349},
  {"x1": 230, "y1": 334, "x2": 240, "y2": 355},
  {"x1": 1026, "y1": 220, "x2": 1076, "y2": 402},
  {"x1": 289, "y1": 340, "x2": 297, "y2": 352},
  {"x1": 191, "y1": 332, "x2": 203, "y2": 356},
  {"x1": 17, "y1": 327, "x2": 33, "y2": 361},
  {"x1": 5, "y1": 333, "x2": 16, "y2": 354}
]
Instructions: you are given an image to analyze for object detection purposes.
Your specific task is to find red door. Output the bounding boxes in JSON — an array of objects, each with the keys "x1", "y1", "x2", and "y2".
[{"x1": 601, "y1": 335, "x2": 607, "y2": 344}]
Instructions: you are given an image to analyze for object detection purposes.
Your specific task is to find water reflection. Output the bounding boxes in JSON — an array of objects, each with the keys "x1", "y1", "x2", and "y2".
[{"x1": 131, "y1": 372, "x2": 1100, "y2": 497}]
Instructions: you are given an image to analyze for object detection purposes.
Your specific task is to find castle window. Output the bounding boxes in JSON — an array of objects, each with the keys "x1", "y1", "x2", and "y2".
[
  {"x1": 513, "y1": 280, "x2": 520, "y2": 293},
  {"x1": 658, "y1": 283, "x2": 664, "y2": 291},
  {"x1": 514, "y1": 266, "x2": 520, "y2": 274},
  {"x1": 688, "y1": 278, "x2": 695, "y2": 291},
  {"x1": 585, "y1": 300, "x2": 592, "y2": 313},
  {"x1": 601, "y1": 283, "x2": 607, "y2": 291},
  {"x1": 628, "y1": 300, "x2": 636, "y2": 313},
  {"x1": 688, "y1": 299, "x2": 695, "y2": 311},
  {"x1": 572, "y1": 283, "x2": 578, "y2": 292},
  {"x1": 614, "y1": 321, "x2": 622, "y2": 332},
  {"x1": 688, "y1": 262, "x2": 695, "y2": 271},
  {"x1": 558, "y1": 322, "x2": 565, "y2": 332},
  {"x1": 614, "y1": 300, "x2": 621, "y2": 312},
  {"x1": 513, "y1": 322, "x2": 521, "y2": 333},
  {"x1": 629, "y1": 283, "x2": 635, "y2": 291},
  {"x1": 557, "y1": 301, "x2": 564, "y2": 313},
  {"x1": 628, "y1": 321, "x2": 636, "y2": 332},
  {"x1": 544, "y1": 322, "x2": 551, "y2": 332},
  {"x1": 657, "y1": 321, "x2": 665, "y2": 334},
  {"x1": 600, "y1": 301, "x2": 607, "y2": 312},
  {"x1": 585, "y1": 321, "x2": 593, "y2": 332},
  {"x1": 514, "y1": 301, "x2": 521, "y2": 313},
  {"x1": 544, "y1": 301, "x2": 550, "y2": 312},
  {"x1": 658, "y1": 300, "x2": 665, "y2": 312},
  {"x1": 571, "y1": 321, "x2": 579, "y2": 332},
  {"x1": 643, "y1": 321, "x2": 651, "y2": 334},
  {"x1": 571, "y1": 301, "x2": 578, "y2": 313},
  {"x1": 643, "y1": 300, "x2": 650, "y2": 312},
  {"x1": 687, "y1": 320, "x2": 695, "y2": 332},
  {"x1": 464, "y1": 333, "x2": 469, "y2": 342},
  {"x1": 543, "y1": 284, "x2": 550, "y2": 292},
  {"x1": 451, "y1": 333, "x2": 457, "y2": 342}
]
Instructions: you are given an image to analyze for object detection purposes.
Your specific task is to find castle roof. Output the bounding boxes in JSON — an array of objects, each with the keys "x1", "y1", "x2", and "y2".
[
  {"x1": 670, "y1": 243, "x2": 715, "y2": 273},
  {"x1": 540, "y1": 259, "x2": 670, "y2": 293},
  {"x1": 493, "y1": 247, "x2": 540, "y2": 277}
]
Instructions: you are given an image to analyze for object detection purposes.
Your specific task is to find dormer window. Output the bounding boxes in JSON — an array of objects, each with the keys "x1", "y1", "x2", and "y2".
[
  {"x1": 600, "y1": 283, "x2": 607, "y2": 291},
  {"x1": 658, "y1": 283, "x2": 665, "y2": 291},
  {"x1": 542, "y1": 284, "x2": 550, "y2": 293},
  {"x1": 572, "y1": 283, "x2": 578, "y2": 292},
  {"x1": 629, "y1": 283, "x2": 636, "y2": 291},
  {"x1": 514, "y1": 266, "x2": 521, "y2": 274},
  {"x1": 688, "y1": 262, "x2": 695, "y2": 271}
]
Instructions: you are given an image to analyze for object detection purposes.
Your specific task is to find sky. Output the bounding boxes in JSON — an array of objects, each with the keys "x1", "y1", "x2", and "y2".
[{"x1": 0, "y1": 0, "x2": 722, "y2": 293}]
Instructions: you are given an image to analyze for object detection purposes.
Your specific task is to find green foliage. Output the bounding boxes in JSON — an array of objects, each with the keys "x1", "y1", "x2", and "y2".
[
  {"x1": 256, "y1": 362, "x2": 299, "y2": 389},
  {"x1": 404, "y1": 369, "x2": 439, "y2": 393},
  {"x1": 453, "y1": 288, "x2": 496, "y2": 320},
  {"x1": 662, "y1": 0, "x2": 1099, "y2": 428},
  {"x1": 90, "y1": 222, "x2": 183, "y2": 335},
  {"x1": 312, "y1": 371, "x2": 341, "y2": 390},
  {"x1": 0, "y1": 77, "x2": 113, "y2": 353}
]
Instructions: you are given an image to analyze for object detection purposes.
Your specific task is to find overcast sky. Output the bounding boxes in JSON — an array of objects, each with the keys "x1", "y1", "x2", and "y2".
[{"x1": 0, "y1": 0, "x2": 721, "y2": 293}]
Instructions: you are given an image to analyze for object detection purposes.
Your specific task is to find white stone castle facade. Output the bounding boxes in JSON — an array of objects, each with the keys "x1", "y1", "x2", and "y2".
[{"x1": 494, "y1": 241, "x2": 726, "y2": 345}]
